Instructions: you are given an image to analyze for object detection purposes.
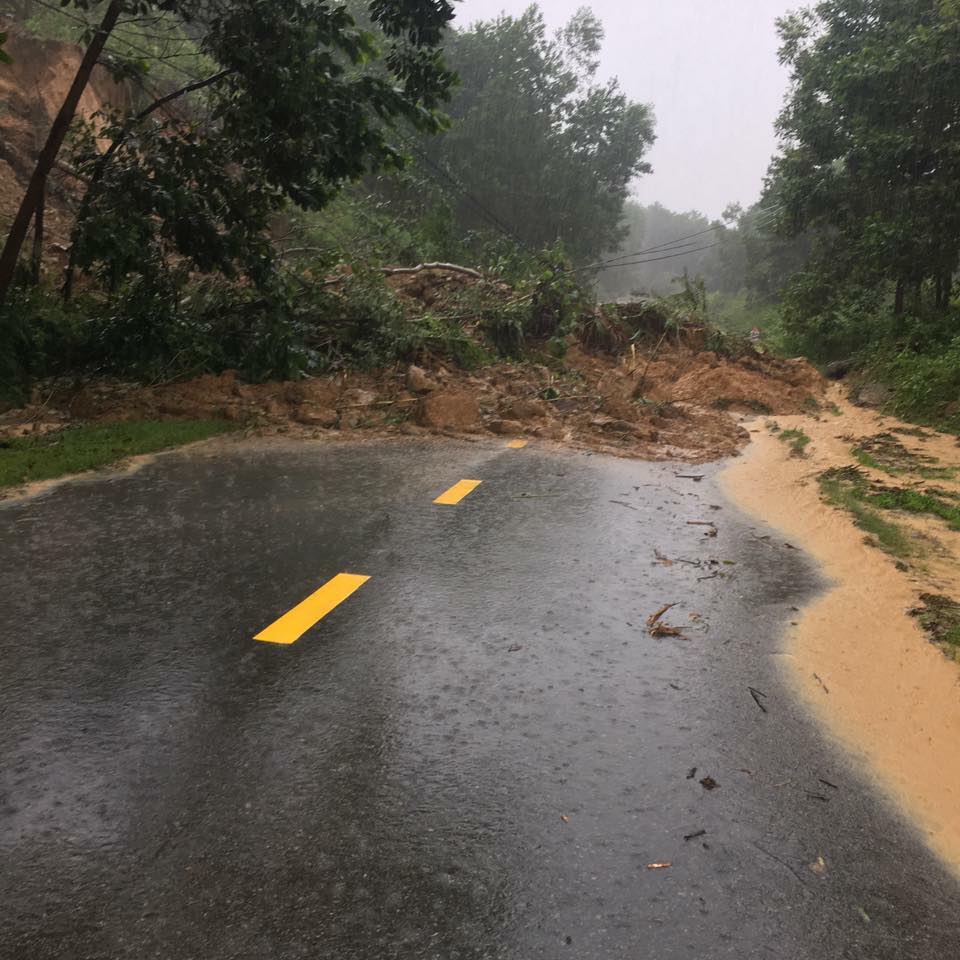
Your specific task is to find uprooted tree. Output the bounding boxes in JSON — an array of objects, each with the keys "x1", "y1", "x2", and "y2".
[{"x1": 0, "y1": 0, "x2": 457, "y2": 305}]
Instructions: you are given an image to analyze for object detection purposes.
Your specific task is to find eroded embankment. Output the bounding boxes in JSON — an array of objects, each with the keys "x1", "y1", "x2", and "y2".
[{"x1": 721, "y1": 386, "x2": 960, "y2": 874}]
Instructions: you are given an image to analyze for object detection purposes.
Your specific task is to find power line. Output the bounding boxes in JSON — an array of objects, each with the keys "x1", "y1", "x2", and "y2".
[
  {"x1": 31, "y1": 0, "x2": 203, "y2": 82},
  {"x1": 406, "y1": 143, "x2": 528, "y2": 247},
  {"x1": 589, "y1": 241, "x2": 724, "y2": 273},
  {"x1": 596, "y1": 223, "x2": 727, "y2": 268}
]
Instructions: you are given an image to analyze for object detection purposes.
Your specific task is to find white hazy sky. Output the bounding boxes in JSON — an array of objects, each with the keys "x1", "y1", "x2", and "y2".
[{"x1": 454, "y1": 0, "x2": 796, "y2": 219}]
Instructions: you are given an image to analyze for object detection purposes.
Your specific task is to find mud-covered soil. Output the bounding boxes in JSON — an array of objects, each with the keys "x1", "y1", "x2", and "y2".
[
  {"x1": 722, "y1": 386, "x2": 960, "y2": 875},
  {"x1": 0, "y1": 339, "x2": 826, "y2": 465}
]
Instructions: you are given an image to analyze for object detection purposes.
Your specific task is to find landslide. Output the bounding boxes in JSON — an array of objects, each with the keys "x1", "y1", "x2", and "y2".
[
  {"x1": 0, "y1": 268, "x2": 827, "y2": 465},
  {"x1": 0, "y1": 25, "x2": 129, "y2": 255}
]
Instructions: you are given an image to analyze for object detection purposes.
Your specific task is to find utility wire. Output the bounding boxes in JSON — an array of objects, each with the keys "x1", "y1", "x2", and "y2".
[
  {"x1": 589, "y1": 241, "x2": 724, "y2": 273},
  {"x1": 31, "y1": 0, "x2": 203, "y2": 82}
]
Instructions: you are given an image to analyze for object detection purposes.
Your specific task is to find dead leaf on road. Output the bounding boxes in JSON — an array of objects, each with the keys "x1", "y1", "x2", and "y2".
[
  {"x1": 646, "y1": 862, "x2": 672, "y2": 870},
  {"x1": 647, "y1": 603, "x2": 687, "y2": 639},
  {"x1": 647, "y1": 603, "x2": 677, "y2": 627},
  {"x1": 809, "y1": 855, "x2": 827, "y2": 876}
]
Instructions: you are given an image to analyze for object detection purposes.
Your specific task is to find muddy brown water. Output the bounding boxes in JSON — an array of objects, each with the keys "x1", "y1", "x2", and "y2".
[{"x1": 723, "y1": 389, "x2": 960, "y2": 877}]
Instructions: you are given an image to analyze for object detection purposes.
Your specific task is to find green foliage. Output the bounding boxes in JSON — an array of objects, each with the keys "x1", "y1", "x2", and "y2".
[
  {"x1": 818, "y1": 467, "x2": 914, "y2": 559},
  {"x1": 0, "y1": 284, "x2": 88, "y2": 404},
  {"x1": 869, "y1": 487, "x2": 960, "y2": 530},
  {"x1": 778, "y1": 428, "x2": 811, "y2": 456},
  {"x1": 0, "y1": 31, "x2": 11, "y2": 64},
  {"x1": 910, "y1": 594, "x2": 960, "y2": 655},
  {"x1": 21, "y1": 2, "x2": 215, "y2": 88},
  {"x1": 864, "y1": 338, "x2": 960, "y2": 431},
  {"x1": 764, "y1": 0, "x2": 960, "y2": 364},
  {"x1": 385, "y1": 5, "x2": 655, "y2": 263},
  {"x1": 300, "y1": 269, "x2": 454, "y2": 370},
  {"x1": 708, "y1": 292, "x2": 781, "y2": 342},
  {"x1": 0, "y1": 420, "x2": 235, "y2": 489},
  {"x1": 67, "y1": 0, "x2": 457, "y2": 294}
]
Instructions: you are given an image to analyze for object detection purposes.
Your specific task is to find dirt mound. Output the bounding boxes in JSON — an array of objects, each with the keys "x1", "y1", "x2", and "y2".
[
  {"x1": 3, "y1": 336, "x2": 822, "y2": 463},
  {"x1": 662, "y1": 353, "x2": 824, "y2": 414}
]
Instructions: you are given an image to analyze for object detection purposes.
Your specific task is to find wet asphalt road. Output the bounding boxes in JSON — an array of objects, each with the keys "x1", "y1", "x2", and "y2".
[{"x1": 1, "y1": 438, "x2": 959, "y2": 959}]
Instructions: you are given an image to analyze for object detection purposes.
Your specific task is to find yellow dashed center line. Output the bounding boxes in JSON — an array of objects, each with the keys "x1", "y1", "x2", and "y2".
[
  {"x1": 507, "y1": 439, "x2": 528, "y2": 449},
  {"x1": 255, "y1": 573, "x2": 370, "y2": 645},
  {"x1": 433, "y1": 479, "x2": 483, "y2": 505}
]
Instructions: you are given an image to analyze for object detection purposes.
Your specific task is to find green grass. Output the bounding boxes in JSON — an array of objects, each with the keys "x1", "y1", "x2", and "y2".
[
  {"x1": 910, "y1": 594, "x2": 960, "y2": 659},
  {"x1": 851, "y1": 433, "x2": 955, "y2": 480},
  {"x1": 868, "y1": 487, "x2": 960, "y2": 530},
  {"x1": 0, "y1": 420, "x2": 235, "y2": 489},
  {"x1": 818, "y1": 467, "x2": 914, "y2": 559},
  {"x1": 853, "y1": 448, "x2": 900, "y2": 474},
  {"x1": 778, "y1": 428, "x2": 812, "y2": 456}
]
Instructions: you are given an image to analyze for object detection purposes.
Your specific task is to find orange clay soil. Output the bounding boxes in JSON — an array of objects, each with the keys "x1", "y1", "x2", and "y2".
[
  {"x1": 0, "y1": 342, "x2": 825, "y2": 468},
  {"x1": 721, "y1": 384, "x2": 960, "y2": 875}
]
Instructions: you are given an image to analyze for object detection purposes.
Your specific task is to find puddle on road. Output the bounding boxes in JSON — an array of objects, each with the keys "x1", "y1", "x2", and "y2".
[{"x1": 721, "y1": 389, "x2": 960, "y2": 876}]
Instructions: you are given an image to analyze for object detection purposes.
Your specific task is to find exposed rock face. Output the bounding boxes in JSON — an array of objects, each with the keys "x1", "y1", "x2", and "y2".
[
  {"x1": 339, "y1": 388, "x2": 379, "y2": 409},
  {"x1": 294, "y1": 405, "x2": 338, "y2": 427},
  {"x1": 502, "y1": 397, "x2": 550, "y2": 420},
  {"x1": 416, "y1": 391, "x2": 481, "y2": 431},
  {"x1": 406, "y1": 365, "x2": 439, "y2": 393},
  {"x1": 487, "y1": 419, "x2": 525, "y2": 436},
  {"x1": 856, "y1": 383, "x2": 895, "y2": 407}
]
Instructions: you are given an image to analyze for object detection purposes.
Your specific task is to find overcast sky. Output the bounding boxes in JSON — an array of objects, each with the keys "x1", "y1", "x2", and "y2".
[{"x1": 454, "y1": 0, "x2": 796, "y2": 219}]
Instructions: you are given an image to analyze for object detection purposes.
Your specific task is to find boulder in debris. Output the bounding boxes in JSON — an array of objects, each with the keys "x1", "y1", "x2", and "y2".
[{"x1": 416, "y1": 390, "x2": 481, "y2": 431}]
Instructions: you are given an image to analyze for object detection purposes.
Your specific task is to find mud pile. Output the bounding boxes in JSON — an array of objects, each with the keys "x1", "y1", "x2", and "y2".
[{"x1": 1, "y1": 334, "x2": 826, "y2": 464}]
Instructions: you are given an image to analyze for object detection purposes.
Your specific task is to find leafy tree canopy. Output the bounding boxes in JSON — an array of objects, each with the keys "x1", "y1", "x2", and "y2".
[
  {"x1": 405, "y1": 5, "x2": 656, "y2": 263},
  {"x1": 769, "y1": 0, "x2": 960, "y2": 314},
  {"x1": 67, "y1": 0, "x2": 457, "y2": 289}
]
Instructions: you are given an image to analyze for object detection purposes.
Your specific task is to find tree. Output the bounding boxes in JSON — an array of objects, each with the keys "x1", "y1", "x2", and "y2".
[
  {"x1": 769, "y1": 0, "x2": 960, "y2": 326},
  {"x1": 403, "y1": 6, "x2": 655, "y2": 263},
  {"x1": 0, "y1": 0, "x2": 127, "y2": 304},
  {"x1": 0, "y1": 0, "x2": 456, "y2": 304}
]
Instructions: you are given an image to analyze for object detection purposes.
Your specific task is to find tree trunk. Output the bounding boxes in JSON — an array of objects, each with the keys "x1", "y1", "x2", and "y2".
[
  {"x1": 895, "y1": 279, "x2": 905, "y2": 315},
  {"x1": 0, "y1": 0, "x2": 122, "y2": 307},
  {"x1": 29, "y1": 185, "x2": 43, "y2": 285}
]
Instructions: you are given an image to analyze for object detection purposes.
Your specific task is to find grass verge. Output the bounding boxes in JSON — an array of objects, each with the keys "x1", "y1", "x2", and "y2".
[
  {"x1": 0, "y1": 420, "x2": 235, "y2": 490},
  {"x1": 870, "y1": 487, "x2": 960, "y2": 530},
  {"x1": 910, "y1": 594, "x2": 960, "y2": 662},
  {"x1": 818, "y1": 467, "x2": 914, "y2": 559}
]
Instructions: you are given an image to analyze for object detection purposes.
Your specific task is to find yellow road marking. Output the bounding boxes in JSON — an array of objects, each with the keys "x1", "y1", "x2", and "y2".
[
  {"x1": 255, "y1": 573, "x2": 370, "y2": 645},
  {"x1": 507, "y1": 439, "x2": 528, "y2": 449},
  {"x1": 434, "y1": 479, "x2": 482, "y2": 505}
]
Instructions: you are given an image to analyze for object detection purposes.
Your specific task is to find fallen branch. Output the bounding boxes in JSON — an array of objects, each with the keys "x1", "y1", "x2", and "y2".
[
  {"x1": 382, "y1": 262, "x2": 483, "y2": 279},
  {"x1": 339, "y1": 397, "x2": 420, "y2": 409}
]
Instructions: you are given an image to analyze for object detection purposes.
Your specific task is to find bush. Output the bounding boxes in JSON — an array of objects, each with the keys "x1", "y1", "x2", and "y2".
[
  {"x1": 865, "y1": 339, "x2": 960, "y2": 431},
  {"x1": 779, "y1": 272, "x2": 891, "y2": 362},
  {"x1": 0, "y1": 284, "x2": 87, "y2": 405}
]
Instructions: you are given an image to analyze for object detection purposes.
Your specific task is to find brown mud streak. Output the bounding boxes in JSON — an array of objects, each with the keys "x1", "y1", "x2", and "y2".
[{"x1": 721, "y1": 384, "x2": 960, "y2": 875}]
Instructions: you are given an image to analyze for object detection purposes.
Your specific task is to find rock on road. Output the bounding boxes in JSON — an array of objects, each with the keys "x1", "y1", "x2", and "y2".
[{"x1": 1, "y1": 438, "x2": 958, "y2": 959}]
